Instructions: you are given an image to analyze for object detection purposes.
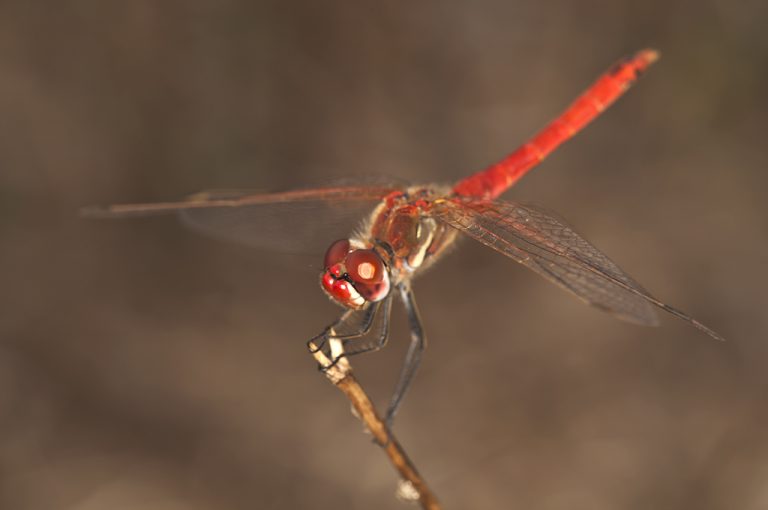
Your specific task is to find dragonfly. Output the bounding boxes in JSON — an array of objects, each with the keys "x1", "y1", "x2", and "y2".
[{"x1": 85, "y1": 49, "x2": 724, "y2": 427}]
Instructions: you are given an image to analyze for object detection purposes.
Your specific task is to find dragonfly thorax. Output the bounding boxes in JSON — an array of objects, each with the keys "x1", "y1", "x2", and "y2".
[
  {"x1": 365, "y1": 187, "x2": 458, "y2": 275},
  {"x1": 320, "y1": 239, "x2": 392, "y2": 309}
]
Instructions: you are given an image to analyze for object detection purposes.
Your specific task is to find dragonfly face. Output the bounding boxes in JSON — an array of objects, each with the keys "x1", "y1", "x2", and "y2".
[
  {"x1": 321, "y1": 239, "x2": 392, "y2": 309},
  {"x1": 320, "y1": 187, "x2": 461, "y2": 310}
]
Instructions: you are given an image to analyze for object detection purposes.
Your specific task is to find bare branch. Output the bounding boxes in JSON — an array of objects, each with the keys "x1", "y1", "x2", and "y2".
[{"x1": 308, "y1": 338, "x2": 442, "y2": 510}]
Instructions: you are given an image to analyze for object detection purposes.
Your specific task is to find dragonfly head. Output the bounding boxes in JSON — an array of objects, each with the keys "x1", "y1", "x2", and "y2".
[{"x1": 320, "y1": 239, "x2": 391, "y2": 309}]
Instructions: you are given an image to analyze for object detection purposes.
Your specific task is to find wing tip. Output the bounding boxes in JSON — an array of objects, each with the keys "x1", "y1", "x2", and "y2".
[
  {"x1": 613, "y1": 308, "x2": 661, "y2": 328},
  {"x1": 694, "y1": 322, "x2": 727, "y2": 342},
  {"x1": 79, "y1": 202, "x2": 183, "y2": 218},
  {"x1": 79, "y1": 205, "x2": 113, "y2": 218}
]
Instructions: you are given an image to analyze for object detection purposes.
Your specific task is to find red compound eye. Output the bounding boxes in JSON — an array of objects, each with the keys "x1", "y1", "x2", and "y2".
[
  {"x1": 345, "y1": 249, "x2": 385, "y2": 284},
  {"x1": 345, "y1": 249, "x2": 390, "y2": 302},
  {"x1": 324, "y1": 239, "x2": 350, "y2": 269}
]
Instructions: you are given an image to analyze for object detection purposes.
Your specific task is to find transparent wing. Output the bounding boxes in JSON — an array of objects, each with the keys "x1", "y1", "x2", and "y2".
[
  {"x1": 433, "y1": 198, "x2": 724, "y2": 340},
  {"x1": 82, "y1": 186, "x2": 394, "y2": 253}
]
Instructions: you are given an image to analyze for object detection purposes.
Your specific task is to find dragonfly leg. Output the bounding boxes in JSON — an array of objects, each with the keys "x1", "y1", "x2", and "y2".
[
  {"x1": 307, "y1": 304, "x2": 378, "y2": 356},
  {"x1": 384, "y1": 283, "x2": 427, "y2": 429},
  {"x1": 324, "y1": 295, "x2": 393, "y2": 369},
  {"x1": 312, "y1": 295, "x2": 394, "y2": 371},
  {"x1": 307, "y1": 303, "x2": 379, "y2": 371},
  {"x1": 338, "y1": 295, "x2": 393, "y2": 358}
]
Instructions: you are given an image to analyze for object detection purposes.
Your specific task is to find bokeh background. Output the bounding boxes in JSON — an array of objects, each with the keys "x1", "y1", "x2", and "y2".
[{"x1": 1, "y1": 1, "x2": 767, "y2": 509}]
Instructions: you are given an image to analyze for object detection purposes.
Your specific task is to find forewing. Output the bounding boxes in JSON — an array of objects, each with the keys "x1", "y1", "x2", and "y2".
[
  {"x1": 83, "y1": 186, "x2": 394, "y2": 254},
  {"x1": 434, "y1": 198, "x2": 723, "y2": 340}
]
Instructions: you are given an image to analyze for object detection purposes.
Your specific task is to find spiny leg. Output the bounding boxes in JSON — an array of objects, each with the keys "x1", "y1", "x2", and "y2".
[
  {"x1": 340, "y1": 294, "x2": 394, "y2": 358},
  {"x1": 385, "y1": 283, "x2": 427, "y2": 428},
  {"x1": 313, "y1": 295, "x2": 394, "y2": 370},
  {"x1": 307, "y1": 301, "x2": 379, "y2": 356}
]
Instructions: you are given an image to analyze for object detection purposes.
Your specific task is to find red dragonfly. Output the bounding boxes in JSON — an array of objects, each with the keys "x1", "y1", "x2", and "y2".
[{"x1": 86, "y1": 49, "x2": 723, "y2": 426}]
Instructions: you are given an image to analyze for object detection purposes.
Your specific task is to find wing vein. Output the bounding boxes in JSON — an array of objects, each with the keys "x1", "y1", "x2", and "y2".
[{"x1": 434, "y1": 198, "x2": 723, "y2": 340}]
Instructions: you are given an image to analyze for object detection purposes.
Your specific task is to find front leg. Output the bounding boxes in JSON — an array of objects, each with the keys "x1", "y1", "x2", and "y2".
[
  {"x1": 328, "y1": 295, "x2": 395, "y2": 369},
  {"x1": 341, "y1": 294, "x2": 393, "y2": 358},
  {"x1": 307, "y1": 302, "x2": 379, "y2": 355}
]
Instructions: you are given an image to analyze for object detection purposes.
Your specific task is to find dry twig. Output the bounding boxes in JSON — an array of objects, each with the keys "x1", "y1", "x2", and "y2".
[{"x1": 308, "y1": 338, "x2": 441, "y2": 510}]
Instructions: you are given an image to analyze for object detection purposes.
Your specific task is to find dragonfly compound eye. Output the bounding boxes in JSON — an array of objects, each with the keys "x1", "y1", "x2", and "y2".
[
  {"x1": 324, "y1": 239, "x2": 351, "y2": 269},
  {"x1": 345, "y1": 249, "x2": 391, "y2": 302},
  {"x1": 320, "y1": 239, "x2": 363, "y2": 309},
  {"x1": 345, "y1": 250, "x2": 385, "y2": 283},
  {"x1": 319, "y1": 247, "x2": 391, "y2": 308}
]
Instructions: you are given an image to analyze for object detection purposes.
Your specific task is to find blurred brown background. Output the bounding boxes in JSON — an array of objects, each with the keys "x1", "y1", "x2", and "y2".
[{"x1": 1, "y1": 1, "x2": 767, "y2": 509}]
